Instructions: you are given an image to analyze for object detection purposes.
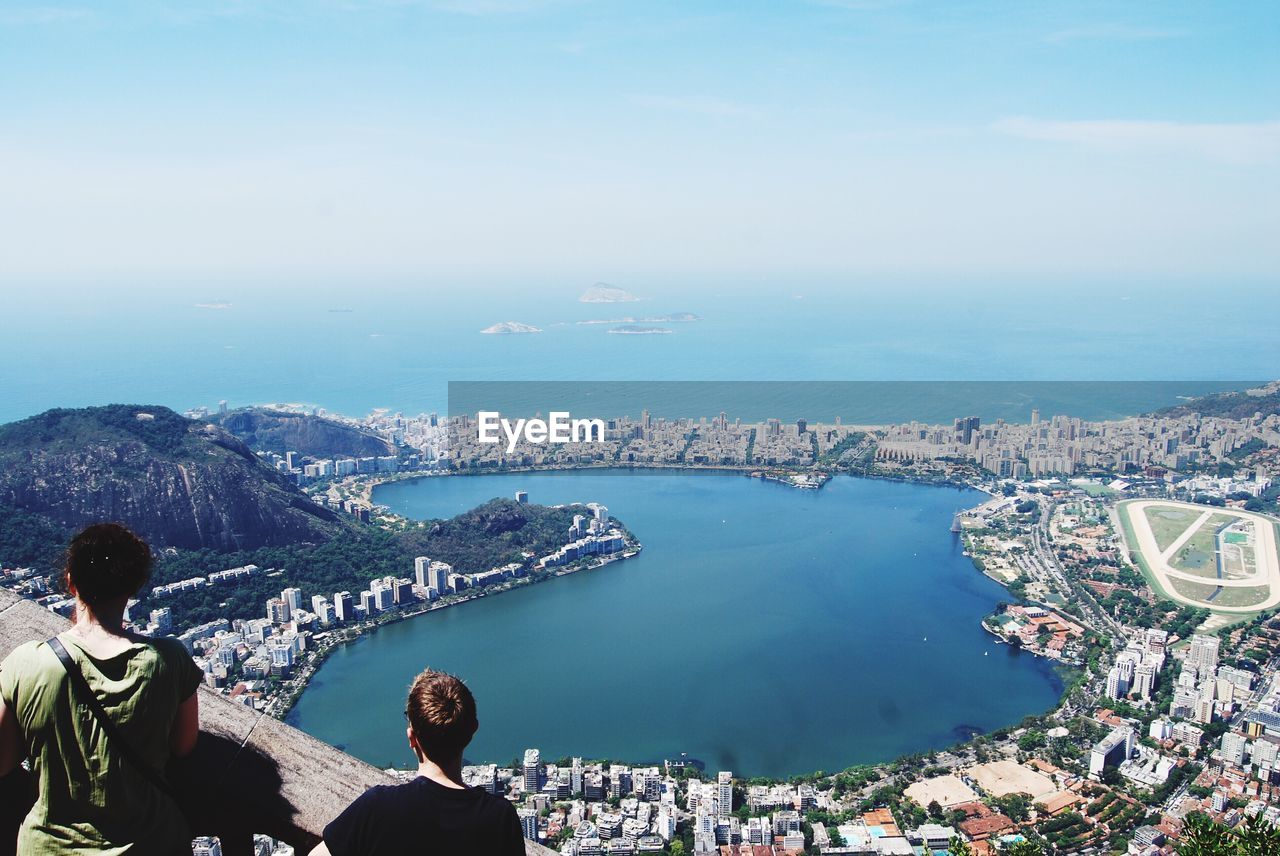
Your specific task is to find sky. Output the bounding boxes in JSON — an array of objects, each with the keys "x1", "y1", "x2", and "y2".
[{"x1": 1, "y1": 0, "x2": 1277, "y2": 284}]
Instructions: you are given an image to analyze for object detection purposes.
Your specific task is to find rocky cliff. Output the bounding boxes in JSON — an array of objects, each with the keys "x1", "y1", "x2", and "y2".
[
  {"x1": 0, "y1": 405, "x2": 346, "y2": 552},
  {"x1": 214, "y1": 408, "x2": 396, "y2": 459}
]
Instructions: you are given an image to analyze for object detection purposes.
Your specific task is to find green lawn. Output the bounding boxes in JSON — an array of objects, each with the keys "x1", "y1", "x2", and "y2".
[
  {"x1": 1210, "y1": 585, "x2": 1272, "y2": 609},
  {"x1": 1169, "y1": 577, "x2": 1220, "y2": 603},
  {"x1": 1167, "y1": 513, "x2": 1234, "y2": 575},
  {"x1": 1144, "y1": 506, "x2": 1198, "y2": 553}
]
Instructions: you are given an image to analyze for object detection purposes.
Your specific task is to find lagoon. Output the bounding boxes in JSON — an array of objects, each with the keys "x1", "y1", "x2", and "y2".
[{"x1": 286, "y1": 470, "x2": 1064, "y2": 777}]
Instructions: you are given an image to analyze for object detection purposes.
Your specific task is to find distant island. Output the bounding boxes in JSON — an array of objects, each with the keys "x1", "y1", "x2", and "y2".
[
  {"x1": 579, "y1": 313, "x2": 700, "y2": 325},
  {"x1": 480, "y1": 321, "x2": 542, "y2": 334},
  {"x1": 194, "y1": 302, "x2": 233, "y2": 310},
  {"x1": 579, "y1": 283, "x2": 640, "y2": 303},
  {"x1": 608, "y1": 325, "x2": 672, "y2": 335}
]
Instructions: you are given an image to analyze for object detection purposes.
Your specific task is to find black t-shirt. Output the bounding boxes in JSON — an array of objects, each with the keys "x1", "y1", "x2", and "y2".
[{"x1": 323, "y1": 776, "x2": 527, "y2": 856}]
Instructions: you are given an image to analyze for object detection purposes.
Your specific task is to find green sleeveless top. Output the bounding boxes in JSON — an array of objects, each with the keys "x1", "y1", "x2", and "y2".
[{"x1": 0, "y1": 634, "x2": 204, "y2": 855}]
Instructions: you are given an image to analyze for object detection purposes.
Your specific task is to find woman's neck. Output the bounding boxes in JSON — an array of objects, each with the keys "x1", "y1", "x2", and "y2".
[{"x1": 70, "y1": 600, "x2": 127, "y2": 637}]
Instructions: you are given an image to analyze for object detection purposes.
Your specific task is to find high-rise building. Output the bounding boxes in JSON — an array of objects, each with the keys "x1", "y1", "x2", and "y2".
[
  {"x1": 1145, "y1": 628, "x2": 1169, "y2": 656},
  {"x1": 1188, "y1": 635, "x2": 1220, "y2": 679},
  {"x1": 1221, "y1": 731, "x2": 1248, "y2": 767},
  {"x1": 282, "y1": 587, "x2": 303, "y2": 613},
  {"x1": 333, "y1": 591, "x2": 354, "y2": 622},
  {"x1": 1089, "y1": 726, "x2": 1135, "y2": 777},
  {"x1": 429, "y1": 561, "x2": 452, "y2": 596},
  {"x1": 1106, "y1": 654, "x2": 1137, "y2": 700},
  {"x1": 571, "y1": 758, "x2": 583, "y2": 795},
  {"x1": 954, "y1": 415, "x2": 980, "y2": 445},
  {"x1": 266, "y1": 598, "x2": 290, "y2": 625},
  {"x1": 414, "y1": 556, "x2": 431, "y2": 589},
  {"x1": 1170, "y1": 687, "x2": 1199, "y2": 719},
  {"x1": 1195, "y1": 687, "x2": 1216, "y2": 724},
  {"x1": 717, "y1": 771, "x2": 733, "y2": 817},
  {"x1": 150, "y1": 607, "x2": 173, "y2": 635},
  {"x1": 361, "y1": 590, "x2": 378, "y2": 615},
  {"x1": 1253, "y1": 738, "x2": 1280, "y2": 771},
  {"x1": 523, "y1": 749, "x2": 541, "y2": 794},
  {"x1": 517, "y1": 808, "x2": 538, "y2": 841},
  {"x1": 1134, "y1": 663, "x2": 1157, "y2": 700},
  {"x1": 1106, "y1": 664, "x2": 1131, "y2": 700}
]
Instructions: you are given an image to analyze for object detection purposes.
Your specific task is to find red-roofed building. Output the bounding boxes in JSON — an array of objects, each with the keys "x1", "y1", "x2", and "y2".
[{"x1": 958, "y1": 813, "x2": 1015, "y2": 841}]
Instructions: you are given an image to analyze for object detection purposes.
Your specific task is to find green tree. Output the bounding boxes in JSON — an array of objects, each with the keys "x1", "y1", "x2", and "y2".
[
  {"x1": 992, "y1": 792, "x2": 1032, "y2": 823},
  {"x1": 1177, "y1": 813, "x2": 1240, "y2": 856}
]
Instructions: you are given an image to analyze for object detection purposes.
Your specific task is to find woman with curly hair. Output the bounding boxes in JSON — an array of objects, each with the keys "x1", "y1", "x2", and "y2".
[{"x1": 0, "y1": 523, "x2": 203, "y2": 855}]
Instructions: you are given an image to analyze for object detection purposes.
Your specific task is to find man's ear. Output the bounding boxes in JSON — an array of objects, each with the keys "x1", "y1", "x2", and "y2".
[{"x1": 407, "y1": 725, "x2": 424, "y2": 761}]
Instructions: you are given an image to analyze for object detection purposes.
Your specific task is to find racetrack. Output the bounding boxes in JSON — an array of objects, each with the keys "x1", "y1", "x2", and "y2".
[{"x1": 1118, "y1": 499, "x2": 1280, "y2": 613}]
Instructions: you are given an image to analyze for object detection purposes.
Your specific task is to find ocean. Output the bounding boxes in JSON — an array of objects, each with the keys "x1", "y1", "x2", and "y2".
[{"x1": 0, "y1": 279, "x2": 1273, "y2": 424}]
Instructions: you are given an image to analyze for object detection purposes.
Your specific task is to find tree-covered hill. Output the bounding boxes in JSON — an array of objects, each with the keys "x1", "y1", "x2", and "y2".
[
  {"x1": 1155, "y1": 383, "x2": 1280, "y2": 420},
  {"x1": 142, "y1": 498, "x2": 596, "y2": 627}
]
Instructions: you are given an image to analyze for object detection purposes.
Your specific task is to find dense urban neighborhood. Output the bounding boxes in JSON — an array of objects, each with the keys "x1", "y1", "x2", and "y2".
[{"x1": 4, "y1": 384, "x2": 1280, "y2": 855}]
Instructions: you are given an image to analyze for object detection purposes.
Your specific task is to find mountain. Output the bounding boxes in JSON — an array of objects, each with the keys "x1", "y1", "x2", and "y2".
[
  {"x1": 0, "y1": 405, "x2": 346, "y2": 553},
  {"x1": 214, "y1": 407, "x2": 395, "y2": 459}
]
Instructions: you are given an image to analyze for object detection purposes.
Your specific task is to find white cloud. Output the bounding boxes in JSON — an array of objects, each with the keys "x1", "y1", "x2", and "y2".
[
  {"x1": 993, "y1": 117, "x2": 1280, "y2": 164},
  {"x1": 634, "y1": 95, "x2": 762, "y2": 120}
]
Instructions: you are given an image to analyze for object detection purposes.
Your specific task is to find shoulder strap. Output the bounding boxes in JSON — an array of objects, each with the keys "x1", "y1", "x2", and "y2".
[{"x1": 45, "y1": 636, "x2": 177, "y2": 800}]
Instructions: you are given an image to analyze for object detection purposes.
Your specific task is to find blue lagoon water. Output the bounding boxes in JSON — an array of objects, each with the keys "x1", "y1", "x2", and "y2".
[{"x1": 287, "y1": 470, "x2": 1065, "y2": 776}]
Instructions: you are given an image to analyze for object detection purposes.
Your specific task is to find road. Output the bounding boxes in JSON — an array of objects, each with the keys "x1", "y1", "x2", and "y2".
[{"x1": 1030, "y1": 500, "x2": 1125, "y2": 638}]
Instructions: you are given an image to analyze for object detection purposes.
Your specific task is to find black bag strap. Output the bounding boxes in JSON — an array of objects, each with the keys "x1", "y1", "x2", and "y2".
[{"x1": 45, "y1": 636, "x2": 177, "y2": 800}]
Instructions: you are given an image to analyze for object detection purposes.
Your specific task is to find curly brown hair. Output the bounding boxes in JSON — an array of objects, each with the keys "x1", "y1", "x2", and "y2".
[{"x1": 65, "y1": 522, "x2": 153, "y2": 606}]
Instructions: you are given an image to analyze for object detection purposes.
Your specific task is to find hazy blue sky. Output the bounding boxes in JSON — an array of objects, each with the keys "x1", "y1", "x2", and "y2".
[{"x1": 1, "y1": 0, "x2": 1276, "y2": 283}]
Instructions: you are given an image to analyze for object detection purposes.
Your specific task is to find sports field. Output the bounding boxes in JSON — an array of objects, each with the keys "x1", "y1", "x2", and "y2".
[{"x1": 1117, "y1": 500, "x2": 1280, "y2": 613}]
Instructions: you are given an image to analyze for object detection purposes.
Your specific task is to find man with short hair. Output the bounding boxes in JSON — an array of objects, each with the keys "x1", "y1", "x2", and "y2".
[{"x1": 311, "y1": 669, "x2": 525, "y2": 855}]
